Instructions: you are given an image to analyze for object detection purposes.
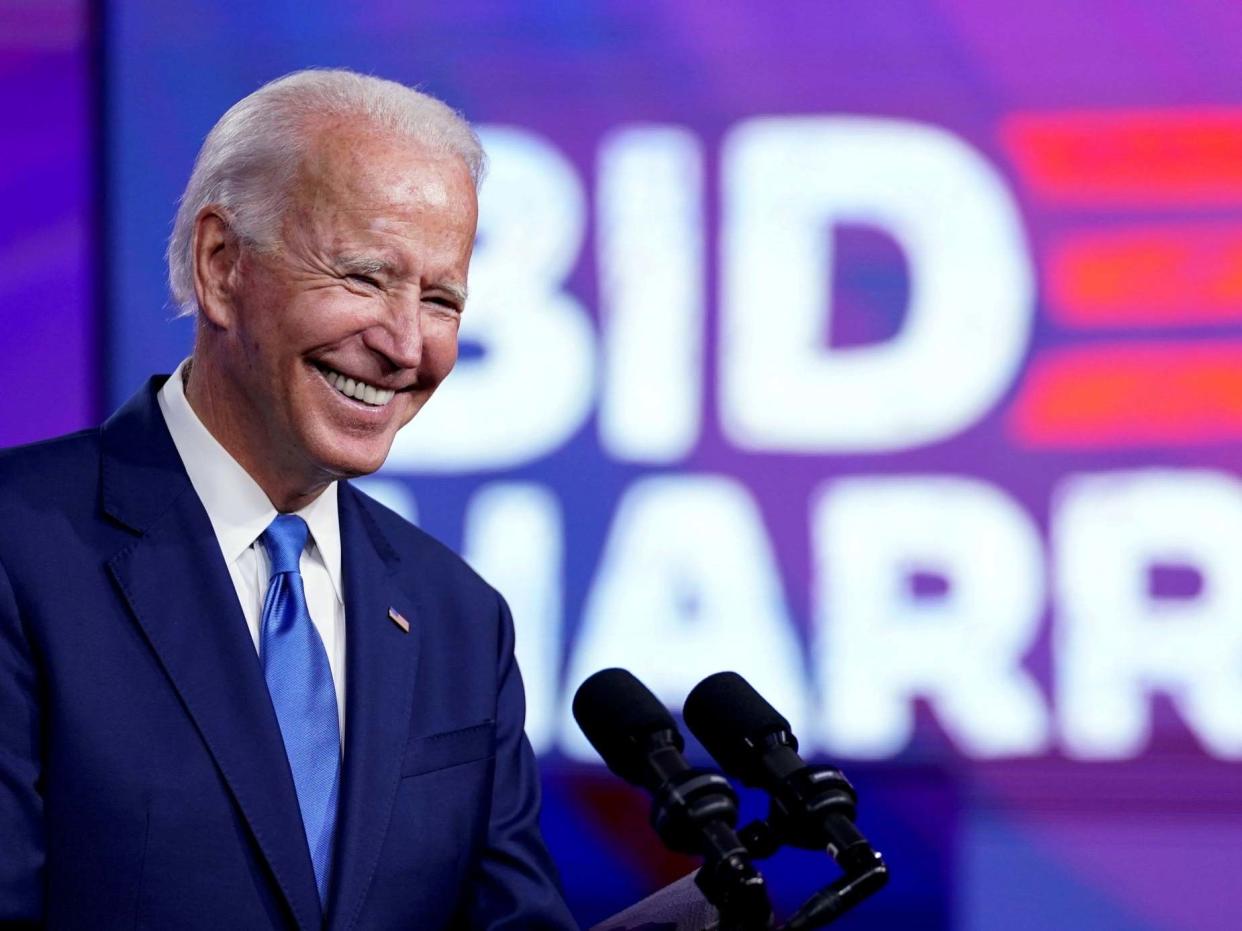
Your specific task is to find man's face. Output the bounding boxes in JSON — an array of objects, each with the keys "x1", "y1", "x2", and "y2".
[{"x1": 218, "y1": 126, "x2": 478, "y2": 484}]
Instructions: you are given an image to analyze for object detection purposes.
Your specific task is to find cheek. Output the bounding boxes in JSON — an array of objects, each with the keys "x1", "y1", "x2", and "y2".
[
  {"x1": 265, "y1": 296, "x2": 377, "y2": 380},
  {"x1": 289, "y1": 289, "x2": 373, "y2": 341},
  {"x1": 423, "y1": 324, "x2": 460, "y2": 380}
]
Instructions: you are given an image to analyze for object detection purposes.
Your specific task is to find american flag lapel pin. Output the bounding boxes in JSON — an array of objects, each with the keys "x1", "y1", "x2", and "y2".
[{"x1": 388, "y1": 607, "x2": 410, "y2": 633}]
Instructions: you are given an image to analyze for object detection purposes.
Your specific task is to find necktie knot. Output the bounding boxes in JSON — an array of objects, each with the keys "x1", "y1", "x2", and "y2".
[{"x1": 261, "y1": 514, "x2": 309, "y2": 577}]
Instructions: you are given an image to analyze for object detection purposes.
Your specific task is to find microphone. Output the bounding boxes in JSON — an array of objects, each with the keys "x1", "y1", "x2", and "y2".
[
  {"x1": 573, "y1": 668, "x2": 773, "y2": 930},
  {"x1": 683, "y1": 672, "x2": 888, "y2": 929}
]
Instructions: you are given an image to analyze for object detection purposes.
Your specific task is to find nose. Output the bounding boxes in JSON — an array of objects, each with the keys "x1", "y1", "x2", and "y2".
[{"x1": 366, "y1": 292, "x2": 424, "y2": 372}]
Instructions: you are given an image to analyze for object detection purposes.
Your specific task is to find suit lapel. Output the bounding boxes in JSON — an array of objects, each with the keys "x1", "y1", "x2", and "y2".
[
  {"x1": 102, "y1": 380, "x2": 323, "y2": 931},
  {"x1": 326, "y1": 485, "x2": 422, "y2": 931}
]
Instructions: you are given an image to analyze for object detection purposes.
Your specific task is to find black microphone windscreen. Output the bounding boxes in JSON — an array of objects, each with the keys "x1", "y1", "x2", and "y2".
[
  {"x1": 573, "y1": 668, "x2": 682, "y2": 783},
  {"x1": 683, "y1": 672, "x2": 792, "y2": 779}
]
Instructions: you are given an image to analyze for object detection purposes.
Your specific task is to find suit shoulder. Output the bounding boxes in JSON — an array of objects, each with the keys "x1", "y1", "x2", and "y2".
[
  {"x1": 345, "y1": 481, "x2": 497, "y2": 599},
  {"x1": 0, "y1": 428, "x2": 101, "y2": 510}
]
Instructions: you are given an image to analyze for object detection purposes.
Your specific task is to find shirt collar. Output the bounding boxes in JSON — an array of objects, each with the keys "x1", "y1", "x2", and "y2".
[{"x1": 156, "y1": 358, "x2": 345, "y2": 604}]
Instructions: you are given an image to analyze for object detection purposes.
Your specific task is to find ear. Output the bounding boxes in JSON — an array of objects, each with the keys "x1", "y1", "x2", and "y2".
[{"x1": 191, "y1": 207, "x2": 242, "y2": 329}]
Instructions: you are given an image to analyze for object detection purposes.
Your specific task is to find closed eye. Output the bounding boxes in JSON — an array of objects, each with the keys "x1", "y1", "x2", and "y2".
[
  {"x1": 346, "y1": 273, "x2": 382, "y2": 289},
  {"x1": 426, "y1": 284, "x2": 467, "y2": 313}
]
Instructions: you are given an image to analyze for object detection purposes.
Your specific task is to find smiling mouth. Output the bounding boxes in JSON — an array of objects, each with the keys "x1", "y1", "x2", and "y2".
[{"x1": 316, "y1": 364, "x2": 396, "y2": 407}]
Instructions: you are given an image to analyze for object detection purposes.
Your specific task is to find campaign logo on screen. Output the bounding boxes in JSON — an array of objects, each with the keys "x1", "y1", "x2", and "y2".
[{"x1": 355, "y1": 111, "x2": 1242, "y2": 765}]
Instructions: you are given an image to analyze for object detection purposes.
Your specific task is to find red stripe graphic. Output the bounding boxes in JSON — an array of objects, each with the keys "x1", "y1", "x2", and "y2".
[
  {"x1": 1002, "y1": 110, "x2": 1242, "y2": 205},
  {"x1": 1009, "y1": 341, "x2": 1242, "y2": 448},
  {"x1": 1047, "y1": 224, "x2": 1242, "y2": 326}
]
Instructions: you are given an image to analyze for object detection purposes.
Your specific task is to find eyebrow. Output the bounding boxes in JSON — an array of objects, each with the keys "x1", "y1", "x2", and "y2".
[
  {"x1": 336, "y1": 253, "x2": 468, "y2": 305},
  {"x1": 335, "y1": 254, "x2": 396, "y2": 277},
  {"x1": 439, "y1": 282, "x2": 469, "y2": 306}
]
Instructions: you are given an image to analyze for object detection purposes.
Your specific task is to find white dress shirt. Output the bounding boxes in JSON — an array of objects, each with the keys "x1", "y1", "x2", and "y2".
[{"x1": 157, "y1": 359, "x2": 347, "y2": 738}]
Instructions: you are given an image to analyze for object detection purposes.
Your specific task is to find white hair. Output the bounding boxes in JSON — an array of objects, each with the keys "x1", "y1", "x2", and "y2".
[{"x1": 167, "y1": 68, "x2": 485, "y2": 316}]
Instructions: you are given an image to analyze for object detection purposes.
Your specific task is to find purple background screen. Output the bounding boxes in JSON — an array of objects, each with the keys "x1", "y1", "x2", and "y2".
[{"x1": 4, "y1": 2, "x2": 1242, "y2": 928}]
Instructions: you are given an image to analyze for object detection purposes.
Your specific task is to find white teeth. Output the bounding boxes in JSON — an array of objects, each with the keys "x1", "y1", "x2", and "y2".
[{"x1": 320, "y1": 367, "x2": 393, "y2": 407}]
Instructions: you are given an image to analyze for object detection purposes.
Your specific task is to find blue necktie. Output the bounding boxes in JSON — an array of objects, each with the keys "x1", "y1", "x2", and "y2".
[{"x1": 259, "y1": 514, "x2": 341, "y2": 907}]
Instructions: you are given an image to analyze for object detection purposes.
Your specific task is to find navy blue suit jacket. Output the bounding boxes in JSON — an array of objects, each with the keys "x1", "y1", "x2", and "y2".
[{"x1": 0, "y1": 379, "x2": 576, "y2": 930}]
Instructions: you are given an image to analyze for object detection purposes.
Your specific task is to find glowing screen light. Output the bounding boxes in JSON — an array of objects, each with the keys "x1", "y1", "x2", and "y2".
[{"x1": 98, "y1": 2, "x2": 1242, "y2": 926}]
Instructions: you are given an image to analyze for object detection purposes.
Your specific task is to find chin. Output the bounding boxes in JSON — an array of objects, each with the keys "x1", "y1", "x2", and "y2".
[
  {"x1": 327, "y1": 447, "x2": 391, "y2": 479},
  {"x1": 304, "y1": 433, "x2": 395, "y2": 481},
  {"x1": 294, "y1": 397, "x2": 418, "y2": 481}
]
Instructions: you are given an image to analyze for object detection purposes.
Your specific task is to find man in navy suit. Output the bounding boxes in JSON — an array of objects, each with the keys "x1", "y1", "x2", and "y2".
[{"x1": 0, "y1": 69, "x2": 576, "y2": 929}]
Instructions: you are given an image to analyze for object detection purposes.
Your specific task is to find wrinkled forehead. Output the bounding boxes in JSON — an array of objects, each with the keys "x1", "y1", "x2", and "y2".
[{"x1": 289, "y1": 121, "x2": 475, "y2": 221}]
